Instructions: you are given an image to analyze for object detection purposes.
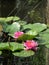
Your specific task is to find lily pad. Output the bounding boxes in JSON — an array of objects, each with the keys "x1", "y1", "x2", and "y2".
[
  {"x1": 22, "y1": 23, "x2": 47, "y2": 33},
  {"x1": 13, "y1": 16, "x2": 20, "y2": 21},
  {"x1": 0, "y1": 43, "x2": 9, "y2": 50},
  {"x1": 17, "y1": 30, "x2": 38, "y2": 41},
  {"x1": 13, "y1": 50, "x2": 34, "y2": 57},
  {"x1": 0, "y1": 42, "x2": 24, "y2": 51},
  {"x1": 39, "y1": 29, "x2": 49, "y2": 46},
  {"x1": 10, "y1": 42, "x2": 24, "y2": 51},
  {"x1": 5, "y1": 16, "x2": 13, "y2": 22},
  {"x1": 0, "y1": 18, "x2": 6, "y2": 22},
  {"x1": 6, "y1": 22, "x2": 20, "y2": 34}
]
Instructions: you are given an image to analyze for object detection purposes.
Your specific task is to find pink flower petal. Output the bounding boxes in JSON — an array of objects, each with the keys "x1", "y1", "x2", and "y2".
[{"x1": 24, "y1": 40, "x2": 38, "y2": 51}]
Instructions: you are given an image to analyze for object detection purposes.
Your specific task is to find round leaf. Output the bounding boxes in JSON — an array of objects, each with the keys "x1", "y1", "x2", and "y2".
[
  {"x1": 5, "y1": 16, "x2": 13, "y2": 22},
  {"x1": 0, "y1": 18, "x2": 6, "y2": 22},
  {"x1": 17, "y1": 30, "x2": 38, "y2": 41},
  {"x1": 0, "y1": 42, "x2": 24, "y2": 51},
  {"x1": 39, "y1": 29, "x2": 49, "y2": 46},
  {"x1": 22, "y1": 23, "x2": 47, "y2": 33},
  {"x1": 9, "y1": 42, "x2": 24, "y2": 51},
  {"x1": 7, "y1": 22, "x2": 20, "y2": 34},
  {"x1": 45, "y1": 45, "x2": 49, "y2": 48},
  {"x1": 0, "y1": 43, "x2": 9, "y2": 50},
  {"x1": 13, "y1": 16, "x2": 20, "y2": 21},
  {"x1": 13, "y1": 50, "x2": 34, "y2": 57}
]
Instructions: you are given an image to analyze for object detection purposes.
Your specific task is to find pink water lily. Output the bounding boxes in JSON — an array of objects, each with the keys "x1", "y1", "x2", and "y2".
[
  {"x1": 24, "y1": 40, "x2": 38, "y2": 51},
  {"x1": 14, "y1": 31, "x2": 24, "y2": 39}
]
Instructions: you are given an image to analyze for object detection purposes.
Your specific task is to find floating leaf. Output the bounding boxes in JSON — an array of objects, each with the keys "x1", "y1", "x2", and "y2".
[
  {"x1": 0, "y1": 42, "x2": 24, "y2": 51},
  {"x1": 45, "y1": 45, "x2": 49, "y2": 48},
  {"x1": 0, "y1": 18, "x2": 6, "y2": 22},
  {"x1": 0, "y1": 21, "x2": 8, "y2": 31},
  {"x1": 17, "y1": 31, "x2": 37, "y2": 41},
  {"x1": 13, "y1": 16, "x2": 20, "y2": 21},
  {"x1": 13, "y1": 50, "x2": 34, "y2": 57},
  {"x1": 6, "y1": 22, "x2": 20, "y2": 34},
  {"x1": 5, "y1": 25, "x2": 11, "y2": 32},
  {"x1": 10, "y1": 42, "x2": 24, "y2": 51},
  {"x1": 22, "y1": 23, "x2": 47, "y2": 33},
  {"x1": 26, "y1": 30, "x2": 38, "y2": 36},
  {"x1": 19, "y1": 20, "x2": 27, "y2": 26},
  {"x1": 0, "y1": 43, "x2": 9, "y2": 50},
  {"x1": 5, "y1": 16, "x2": 13, "y2": 22},
  {"x1": 39, "y1": 29, "x2": 49, "y2": 46}
]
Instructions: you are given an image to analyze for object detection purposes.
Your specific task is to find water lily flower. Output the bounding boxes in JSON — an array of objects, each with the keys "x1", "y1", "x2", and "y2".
[
  {"x1": 24, "y1": 40, "x2": 38, "y2": 51},
  {"x1": 14, "y1": 31, "x2": 24, "y2": 39}
]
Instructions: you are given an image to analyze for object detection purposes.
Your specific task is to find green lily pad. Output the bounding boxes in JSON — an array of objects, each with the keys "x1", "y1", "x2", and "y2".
[
  {"x1": 6, "y1": 22, "x2": 20, "y2": 34},
  {"x1": 0, "y1": 43, "x2": 9, "y2": 50},
  {"x1": 39, "y1": 29, "x2": 49, "y2": 46},
  {"x1": 10, "y1": 42, "x2": 24, "y2": 51},
  {"x1": 0, "y1": 42, "x2": 24, "y2": 51},
  {"x1": 5, "y1": 16, "x2": 13, "y2": 22},
  {"x1": 22, "y1": 23, "x2": 47, "y2": 33},
  {"x1": 17, "y1": 30, "x2": 38, "y2": 41},
  {"x1": 0, "y1": 18, "x2": 6, "y2": 22},
  {"x1": 13, "y1": 50, "x2": 34, "y2": 57},
  {"x1": 45, "y1": 44, "x2": 49, "y2": 48},
  {"x1": 19, "y1": 20, "x2": 27, "y2": 26},
  {"x1": 13, "y1": 16, "x2": 20, "y2": 21}
]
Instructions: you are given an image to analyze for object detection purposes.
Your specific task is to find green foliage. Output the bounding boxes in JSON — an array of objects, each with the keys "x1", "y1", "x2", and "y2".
[
  {"x1": 0, "y1": 43, "x2": 9, "y2": 50},
  {"x1": 13, "y1": 50, "x2": 34, "y2": 57},
  {"x1": 5, "y1": 16, "x2": 20, "y2": 22},
  {"x1": 6, "y1": 22, "x2": 20, "y2": 34},
  {"x1": 17, "y1": 31, "x2": 38, "y2": 41},
  {"x1": 9, "y1": 42, "x2": 24, "y2": 51},
  {"x1": 0, "y1": 42, "x2": 24, "y2": 51},
  {"x1": 28, "y1": 0, "x2": 39, "y2": 5},
  {"x1": 18, "y1": 20, "x2": 27, "y2": 26},
  {"x1": 0, "y1": 21, "x2": 8, "y2": 31},
  {"x1": 0, "y1": 18, "x2": 6, "y2": 22},
  {"x1": 13, "y1": 16, "x2": 20, "y2": 21},
  {"x1": 0, "y1": 16, "x2": 20, "y2": 32},
  {"x1": 0, "y1": 42, "x2": 34, "y2": 57},
  {"x1": 0, "y1": 16, "x2": 20, "y2": 23},
  {"x1": 28, "y1": 10, "x2": 43, "y2": 23},
  {"x1": 38, "y1": 29, "x2": 49, "y2": 48},
  {"x1": 22, "y1": 23, "x2": 47, "y2": 33},
  {"x1": 5, "y1": 16, "x2": 13, "y2": 22},
  {"x1": 0, "y1": 16, "x2": 49, "y2": 58}
]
